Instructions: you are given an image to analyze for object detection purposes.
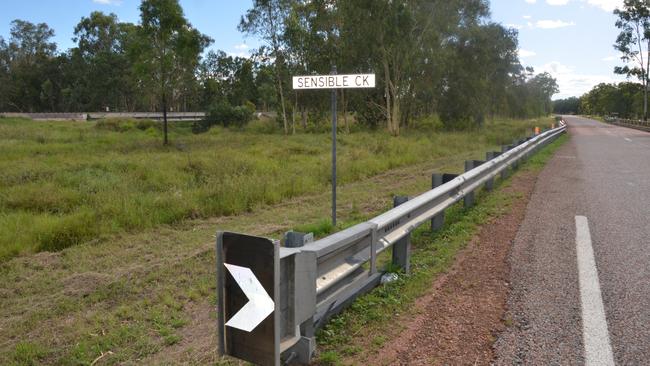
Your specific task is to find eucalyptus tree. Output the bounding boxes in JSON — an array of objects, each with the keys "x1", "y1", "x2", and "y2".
[
  {"x1": 0, "y1": 37, "x2": 9, "y2": 111},
  {"x1": 3, "y1": 20, "x2": 58, "y2": 112},
  {"x1": 614, "y1": 0, "x2": 650, "y2": 120},
  {"x1": 137, "y1": 0, "x2": 212, "y2": 144},
  {"x1": 71, "y1": 12, "x2": 135, "y2": 111},
  {"x1": 239, "y1": 0, "x2": 292, "y2": 134}
]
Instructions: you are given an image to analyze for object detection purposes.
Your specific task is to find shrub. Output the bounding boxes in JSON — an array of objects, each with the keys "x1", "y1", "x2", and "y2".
[
  {"x1": 94, "y1": 118, "x2": 159, "y2": 132},
  {"x1": 413, "y1": 114, "x2": 443, "y2": 131},
  {"x1": 194, "y1": 101, "x2": 255, "y2": 132},
  {"x1": 37, "y1": 210, "x2": 98, "y2": 252}
]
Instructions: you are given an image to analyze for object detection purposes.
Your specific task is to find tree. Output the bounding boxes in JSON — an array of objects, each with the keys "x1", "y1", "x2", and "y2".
[
  {"x1": 137, "y1": 0, "x2": 212, "y2": 144},
  {"x1": 0, "y1": 37, "x2": 9, "y2": 111},
  {"x1": 239, "y1": 0, "x2": 292, "y2": 134},
  {"x1": 71, "y1": 12, "x2": 135, "y2": 111},
  {"x1": 4, "y1": 20, "x2": 58, "y2": 112},
  {"x1": 614, "y1": 0, "x2": 650, "y2": 120}
]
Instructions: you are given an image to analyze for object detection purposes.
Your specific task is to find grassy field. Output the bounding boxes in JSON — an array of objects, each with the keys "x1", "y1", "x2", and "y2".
[
  {"x1": 0, "y1": 117, "x2": 550, "y2": 260},
  {"x1": 0, "y1": 116, "x2": 558, "y2": 365}
]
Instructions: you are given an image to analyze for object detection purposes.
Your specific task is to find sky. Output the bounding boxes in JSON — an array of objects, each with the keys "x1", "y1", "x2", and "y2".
[{"x1": 0, "y1": 0, "x2": 633, "y2": 99}]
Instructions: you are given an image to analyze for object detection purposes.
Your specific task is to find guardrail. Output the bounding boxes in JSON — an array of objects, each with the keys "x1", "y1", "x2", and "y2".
[
  {"x1": 606, "y1": 117, "x2": 650, "y2": 132},
  {"x1": 0, "y1": 112, "x2": 206, "y2": 121},
  {"x1": 216, "y1": 122, "x2": 567, "y2": 366}
]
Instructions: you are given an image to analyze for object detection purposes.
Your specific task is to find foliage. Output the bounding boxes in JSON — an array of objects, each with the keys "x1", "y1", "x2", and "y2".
[
  {"x1": 553, "y1": 97, "x2": 581, "y2": 115},
  {"x1": 559, "y1": 81, "x2": 644, "y2": 118},
  {"x1": 94, "y1": 118, "x2": 159, "y2": 132},
  {"x1": 614, "y1": 0, "x2": 650, "y2": 119},
  {"x1": 194, "y1": 101, "x2": 255, "y2": 131},
  {"x1": 136, "y1": 0, "x2": 212, "y2": 144},
  {"x1": 0, "y1": 1, "x2": 557, "y2": 134}
]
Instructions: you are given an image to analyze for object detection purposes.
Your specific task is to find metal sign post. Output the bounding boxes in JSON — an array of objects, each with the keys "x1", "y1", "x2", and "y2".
[
  {"x1": 292, "y1": 70, "x2": 376, "y2": 226},
  {"x1": 330, "y1": 66, "x2": 337, "y2": 226}
]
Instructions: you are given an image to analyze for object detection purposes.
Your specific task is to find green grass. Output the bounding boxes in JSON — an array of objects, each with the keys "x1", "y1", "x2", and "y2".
[
  {"x1": 0, "y1": 120, "x2": 562, "y2": 365},
  {"x1": 0, "y1": 117, "x2": 550, "y2": 260},
  {"x1": 315, "y1": 134, "x2": 568, "y2": 363}
]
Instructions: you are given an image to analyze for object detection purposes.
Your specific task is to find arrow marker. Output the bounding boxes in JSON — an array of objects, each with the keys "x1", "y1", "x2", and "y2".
[{"x1": 224, "y1": 263, "x2": 274, "y2": 332}]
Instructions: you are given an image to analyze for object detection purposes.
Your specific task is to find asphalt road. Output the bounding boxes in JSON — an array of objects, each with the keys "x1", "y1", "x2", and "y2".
[{"x1": 494, "y1": 116, "x2": 650, "y2": 365}]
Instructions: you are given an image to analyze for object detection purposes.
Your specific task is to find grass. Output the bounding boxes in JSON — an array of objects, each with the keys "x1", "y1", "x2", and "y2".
[
  {"x1": 0, "y1": 117, "x2": 550, "y2": 260},
  {"x1": 314, "y1": 134, "x2": 569, "y2": 364},
  {"x1": 0, "y1": 116, "x2": 558, "y2": 365}
]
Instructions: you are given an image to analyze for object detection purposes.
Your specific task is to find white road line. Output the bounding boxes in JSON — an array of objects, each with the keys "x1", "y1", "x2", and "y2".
[
  {"x1": 575, "y1": 216, "x2": 615, "y2": 366},
  {"x1": 624, "y1": 138, "x2": 632, "y2": 142}
]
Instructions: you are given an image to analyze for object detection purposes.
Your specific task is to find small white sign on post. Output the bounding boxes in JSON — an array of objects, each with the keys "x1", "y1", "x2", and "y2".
[
  {"x1": 292, "y1": 74, "x2": 375, "y2": 90},
  {"x1": 293, "y1": 70, "x2": 376, "y2": 227}
]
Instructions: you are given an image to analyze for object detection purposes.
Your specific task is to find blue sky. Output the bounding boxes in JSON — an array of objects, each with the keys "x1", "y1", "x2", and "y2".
[{"x1": 0, "y1": 0, "x2": 631, "y2": 99}]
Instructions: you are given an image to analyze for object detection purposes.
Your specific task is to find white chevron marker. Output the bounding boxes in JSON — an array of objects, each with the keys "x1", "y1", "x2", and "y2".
[{"x1": 224, "y1": 263, "x2": 274, "y2": 332}]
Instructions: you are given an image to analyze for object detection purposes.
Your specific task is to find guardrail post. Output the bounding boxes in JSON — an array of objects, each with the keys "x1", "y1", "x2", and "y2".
[
  {"x1": 500, "y1": 145, "x2": 511, "y2": 180},
  {"x1": 431, "y1": 173, "x2": 458, "y2": 231},
  {"x1": 464, "y1": 160, "x2": 484, "y2": 208},
  {"x1": 510, "y1": 140, "x2": 521, "y2": 170},
  {"x1": 392, "y1": 196, "x2": 411, "y2": 273},
  {"x1": 485, "y1": 152, "x2": 500, "y2": 191},
  {"x1": 283, "y1": 231, "x2": 314, "y2": 248},
  {"x1": 431, "y1": 174, "x2": 444, "y2": 231}
]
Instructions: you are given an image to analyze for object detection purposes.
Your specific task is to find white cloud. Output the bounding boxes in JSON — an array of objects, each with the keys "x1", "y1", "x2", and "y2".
[
  {"x1": 227, "y1": 51, "x2": 249, "y2": 58},
  {"x1": 92, "y1": 0, "x2": 122, "y2": 5},
  {"x1": 602, "y1": 55, "x2": 617, "y2": 62},
  {"x1": 525, "y1": 0, "x2": 537, "y2": 3},
  {"x1": 535, "y1": 19, "x2": 576, "y2": 29},
  {"x1": 540, "y1": 0, "x2": 622, "y2": 11},
  {"x1": 519, "y1": 49, "x2": 537, "y2": 58},
  {"x1": 536, "y1": 61, "x2": 625, "y2": 98},
  {"x1": 584, "y1": 0, "x2": 622, "y2": 12},
  {"x1": 523, "y1": 15, "x2": 533, "y2": 19},
  {"x1": 234, "y1": 43, "x2": 249, "y2": 50}
]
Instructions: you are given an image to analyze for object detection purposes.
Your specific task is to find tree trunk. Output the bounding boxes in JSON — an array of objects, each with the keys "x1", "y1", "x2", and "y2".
[
  {"x1": 643, "y1": 46, "x2": 650, "y2": 121},
  {"x1": 382, "y1": 57, "x2": 394, "y2": 135},
  {"x1": 162, "y1": 90, "x2": 168, "y2": 145},
  {"x1": 276, "y1": 68, "x2": 289, "y2": 134},
  {"x1": 391, "y1": 93, "x2": 400, "y2": 136}
]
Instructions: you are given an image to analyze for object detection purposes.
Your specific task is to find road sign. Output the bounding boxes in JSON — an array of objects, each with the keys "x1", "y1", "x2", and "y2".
[
  {"x1": 223, "y1": 263, "x2": 274, "y2": 332},
  {"x1": 293, "y1": 68, "x2": 376, "y2": 227},
  {"x1": 292, "y1": 73, "x2": 375, "y2": 90},
  {"x1": 217, "y1": 232, "x2": 280, "y2": 366}
]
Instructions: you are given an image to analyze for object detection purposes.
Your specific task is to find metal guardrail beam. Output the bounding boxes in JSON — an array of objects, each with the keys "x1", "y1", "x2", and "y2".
[
  {"x1": 0, "y1": 112, "x2": 206, "y2": 122},
  {"x1": 217, "y1": 122, "x2": 567, "y2": 365},
  {"x1": 606, "y1": 117, "x2": 650, "y2": 132}
]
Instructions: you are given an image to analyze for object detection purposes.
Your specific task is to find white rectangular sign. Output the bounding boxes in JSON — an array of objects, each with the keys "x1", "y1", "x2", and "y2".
[{"x1": 292, "y1": 74, "x2": 375, "y2": 90}]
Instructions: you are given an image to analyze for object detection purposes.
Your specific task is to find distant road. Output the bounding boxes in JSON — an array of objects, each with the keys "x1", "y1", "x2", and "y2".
[{"x1": 495, "y1": 116, "x2": 650, "y2": 365}]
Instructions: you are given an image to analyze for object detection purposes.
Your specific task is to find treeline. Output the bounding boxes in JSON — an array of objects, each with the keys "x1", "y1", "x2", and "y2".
[
  {"x1": 0, "y1": 0, "x2": 559, "y2": 135},
  {"x1": 553, "y1": 82, "x2": 644, "y2": 118}
]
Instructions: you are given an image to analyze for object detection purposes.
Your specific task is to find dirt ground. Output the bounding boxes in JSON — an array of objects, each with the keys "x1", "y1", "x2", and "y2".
[{"x1": 359, "y1": 170, "x2": 539, "y2": 366}]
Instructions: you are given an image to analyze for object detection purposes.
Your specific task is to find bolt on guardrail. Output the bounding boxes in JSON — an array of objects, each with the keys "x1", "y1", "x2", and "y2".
[{"x1": 216, "y1": 122, "x2": 566, "y2": 365}]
